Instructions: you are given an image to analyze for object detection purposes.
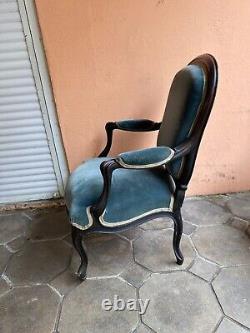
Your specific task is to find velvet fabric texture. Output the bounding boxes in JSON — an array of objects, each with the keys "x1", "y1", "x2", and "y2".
[
  {"x1": 157, "y1": 64, "x2": 205, "y2": 176},
  {"x1": 117, "y1": 146, "x2": 174, "y2": 167},
  {"x1": 65, "y1": 157, "x2": 173, "y2": 229}
]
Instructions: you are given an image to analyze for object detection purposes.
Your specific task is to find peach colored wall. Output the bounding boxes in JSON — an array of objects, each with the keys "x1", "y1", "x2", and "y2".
[{"x1": 35, "y1": 0, "x2": 250, "y2": 195}]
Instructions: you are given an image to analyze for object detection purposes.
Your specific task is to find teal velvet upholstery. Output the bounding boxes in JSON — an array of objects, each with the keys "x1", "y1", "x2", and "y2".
[
  {"x1": 66, "y1": 64, "x2": 206, "y2": 231},
  {"x1": 157, "y1": 64, "x2": 205, "y2": 176},
  {"x1": 65, "y1": 157, "x2": 173, "y2": 230},
  {"x1": 117, "y1": 146, "x2": 174, "y2": 168}
]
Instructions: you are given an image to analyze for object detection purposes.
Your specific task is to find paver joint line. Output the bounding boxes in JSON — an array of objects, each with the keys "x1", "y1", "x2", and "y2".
[{"x1": 0, "y1": 193, "x2": 249, "y2": 333}]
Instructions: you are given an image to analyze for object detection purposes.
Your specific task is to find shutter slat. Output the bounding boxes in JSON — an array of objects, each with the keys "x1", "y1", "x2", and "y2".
[
  {"x1": 0, "y1": 187, "x2": 58, "y2": 199},
  {"x1": 0, "y1": 86, "x2": 36, "y2": 97},
  {"x1": 0, "y1": 160, "x2": 54, "y2": 172},
  {"x1": 0, "y1": 118, "x2": 43, "y2": 128},
  {"x1": 0, "y1": 21, "x2": 22, "y2": 32},
  {"x1": 0, "y1": 0, "x2": 60, "y2": 203},
  {"x1": 0, "y1": 77, "x2": 34, "y2": 88},
  {"x1": 0, "y1": 31, "x2": 24, "y2": 43},
  {"x1": 0, "y1": 102, "x2": 40, "y2": 112},
  {"x1": 0, "y1": 140, "x2": 48, "y2": 151},
  {"x1": 0, "y1": 68, "x2": 33, "y2": 79},
  {"x1": 0, "y1": 2, "x2": 18, "y2": 12},
  {"x1": 0, "y1": 41, "x2": 26, "y2": 52},
  {"x1": 0, "y1": 174, "x2": 57, "y2": 185},
  {"x1": 0, "y1": 59, "x2": 30, "y2": 70},
  {"x1": 0, "y1": 94, "x2": 38, "y2": 105},
  {"x1": 0, "y1": 153, "x2": 53, "y2": 165},
  {"x1": 0, "y1": 12, "x2": 20, "y2": 23},
  {"x1": 0, "y1": 110, "x2": 41, "y2": 120},
  {"x1": 0, "y1": 136, "x2": 47, "y2": 146},
  {"x1": 0, "y1": 167, "x2": 55, "y2": 177},
  {"x1": 0, "y1": 180, "x2": 58, "y2": 191},
  {"x1": 0, "y1": 146, "x2": 49, "y2": 157}
]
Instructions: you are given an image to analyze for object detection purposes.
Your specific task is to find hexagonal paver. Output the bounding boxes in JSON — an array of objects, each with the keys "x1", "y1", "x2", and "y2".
[
  {"x1": 0, "y1": 245, "x2": 11, "y2": 274},
  {"x1": 28, "y1": 207, "x2": 70, "y2": 240},
  {"x1": 216, "y1": 318, "x2": 248, "y2": 333},
  {"x1": 120, "y1": 261, "x2": 151, "y2": 288},
  {"x1": 0, "y1": 212, "x2": 29, "y2": 244},
  {"x1": 59, "y1": 278, "x2": 138, "y2": 333},
  {"x1": 140, "y1": 217, "x2": 172, "y2": 230},
  {"x1": 0, "y1": 277, "x2": 10, "y2": 296},
  {"x1": 189, "y1": 257, "x2": 219, "y2": 282},
  {"x1": 6, "y1": 240, "x2": 71, "y2": 284},
  {"x1": 213, "y1": 266, "x2": 250, "y2": 328},
  {"x1": 140, "y1": 272, "x2": 221, "y2": 333},
  {"x1": 134, "y1": 229, "x2": 196, "y2": 272},
  {"x1": 0, "y1": 285, "x2": 60, "y2": 333},
  {"x1": 192, "y1": 224, "x2": 250, "y2": 266},
  {"x1": 226, "y1": 197, "x2": 250, "y2": 220},
  {"x1": 182, "y1": 199, "x2": 231, "y2": 226},
  {"x1": 71, "y1": 234, "x2": 132, "y2": 278}
]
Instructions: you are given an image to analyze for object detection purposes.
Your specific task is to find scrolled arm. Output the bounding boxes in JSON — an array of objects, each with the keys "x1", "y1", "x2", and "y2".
[
  {"x1": 90, "y1": 159, "x2": 121, "y2": 218},
  {"x1": 116, "y1": 146, "x2": 174, "y2": 169},
  {"x1": 98, "y1": 119, "x2": 161, "y2": 157},
  {"x1": 93, "y1": 138, "x2": 196, "y2": 221}
]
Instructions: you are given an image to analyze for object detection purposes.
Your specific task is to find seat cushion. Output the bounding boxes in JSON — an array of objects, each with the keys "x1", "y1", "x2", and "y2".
[{"x1": 65, "y1": 157, "x2": 174, "y2": 230}]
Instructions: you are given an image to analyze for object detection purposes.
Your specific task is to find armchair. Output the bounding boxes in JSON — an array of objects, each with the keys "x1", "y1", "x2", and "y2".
[{"x1": 66, "y1": 54, "x2": 218, "y2": 280}]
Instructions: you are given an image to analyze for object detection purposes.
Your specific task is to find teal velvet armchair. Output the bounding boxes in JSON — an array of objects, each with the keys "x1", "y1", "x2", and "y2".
[{"x1": 65, "y1": 54, "x2": 218, "y2": 280}]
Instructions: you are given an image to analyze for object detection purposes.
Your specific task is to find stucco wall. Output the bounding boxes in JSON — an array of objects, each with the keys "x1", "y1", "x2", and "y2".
[{"x1": 35, "y1": 0, "x2": 250, "y2": 195}]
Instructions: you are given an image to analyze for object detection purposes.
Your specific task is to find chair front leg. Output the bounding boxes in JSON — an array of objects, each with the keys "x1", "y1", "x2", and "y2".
[
  {"x1": 71, "y1": 226, "x2": 88, "y2": 280},
  {"x1": 172, "y1": 209, "x2": 184, "y2": 265}
]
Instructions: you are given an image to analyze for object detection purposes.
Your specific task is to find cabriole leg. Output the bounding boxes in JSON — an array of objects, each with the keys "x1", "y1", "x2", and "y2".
[
  {"x1": 172, "y1": 210, "x2": 184, "y2": 265},
  {"x1": 71, "y1": 226, "x2": 88, "y2": 281}
]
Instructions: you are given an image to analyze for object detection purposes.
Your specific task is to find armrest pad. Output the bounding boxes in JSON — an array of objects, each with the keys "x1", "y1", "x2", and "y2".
[
  {"x1": 116, "y1": 146, "x2": 174, "y2": 168},
  {"x1": 116, "y1": 119, "x2": 160, "y2": 131}
]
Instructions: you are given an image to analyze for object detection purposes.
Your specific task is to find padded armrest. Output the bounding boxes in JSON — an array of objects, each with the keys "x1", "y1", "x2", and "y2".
[
  {"x1": 116, "y1": 146, "x2": 174, "y2": 168},
  {"x1": 116, "y1": 119, "x2": 160, "y2": 132}
]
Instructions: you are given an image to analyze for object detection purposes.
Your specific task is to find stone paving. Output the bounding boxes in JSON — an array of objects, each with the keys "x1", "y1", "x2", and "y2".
[{"x1": 0, "y1": 193, "x2": 250, "y2": 333}]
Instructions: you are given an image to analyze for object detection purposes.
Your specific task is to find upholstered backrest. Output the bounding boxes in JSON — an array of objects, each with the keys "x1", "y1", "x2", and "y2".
[{"x1": 157, "y1": 54, "x2": 218, "y2": 183}]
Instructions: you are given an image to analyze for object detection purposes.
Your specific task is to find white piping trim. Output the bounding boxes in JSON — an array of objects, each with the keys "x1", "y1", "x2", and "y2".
[
  {"x1": 116, "y1": 148, "x2": 174, "y2": 169},
  {"x1": 99, "y1": 194, "x2": 174, "y2": 227},
  {"x1": 71, "y1": 207, "x2": 93, "y2": 230},
  {"x1": 70, "y1": 195, "x2": 174, "y2": 230}
]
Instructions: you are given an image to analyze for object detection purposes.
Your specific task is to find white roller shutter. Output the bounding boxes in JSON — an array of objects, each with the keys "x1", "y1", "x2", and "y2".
[{"x1": 0, "y1": 0, "x2": 62, "y2": 203}]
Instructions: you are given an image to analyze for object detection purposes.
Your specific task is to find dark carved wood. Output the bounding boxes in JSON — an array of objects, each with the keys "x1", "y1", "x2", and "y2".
[
  {"x1": 99, "y1": 120, "x2": 161, "y2": 157},
  {"x1": 71, "y1": 226, "x2": 88, "y2": 280},
  {"x1": 71, "y1": 54, "x2": 218, "y2": 280}
]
